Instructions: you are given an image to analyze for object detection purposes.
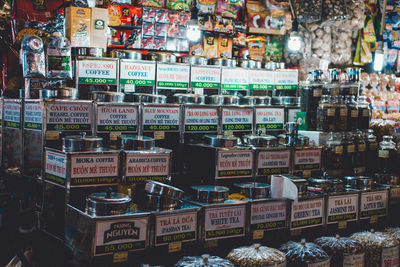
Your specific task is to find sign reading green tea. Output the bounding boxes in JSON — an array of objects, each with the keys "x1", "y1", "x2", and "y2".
[
  {"x1": 327, "y1": 194, "x2": 358, "y2": 224},
  {"x1": 257, "y1": 150, "x2": 290, "y2": 175},
  {"x1": 77, "y1": 59, "x2": 117, "y2": 85},
  {"x1": 184, "y1": 107, "x2": 218, "y2": 132},
  {"x1": 4, "y1": 101, "x2": 21, "y2": 128},
  {"x1": 274, "y1": 70, "x2": 298, "y2": 90},
  {"x1": 24, "y1": 102, "x2": 43, "y2": 130},
  {"x1": 120, "y1": 61, "x2": 156, "y2": 86},
  {"x1": 255, "y1": 108, "x2": 284, "y2": 130},
  {"x1": 156, "y1": 64, "x2": 190, "y2": 89},
  {"x1": 46, "y1": 103, "x2": 93, "y2": 131},
  {"x1": 221, "y1": 68, "x2": 248, "y2": 90},
  {"x1": 222, "y1": 108, "x2": 253, "y2": 131},
  {"x1": 125, "y1": 153, "x2": 170, "y2": 183},
  {"x1": 190, "y1": 66, "x2": 221, "y2": 89},
  {"x1": 217, "y1": 150, "x2": 253, "y2": 178},
  {"x1": 96, "y1": 104, "x2": 138, "y2": 132},
  {"x1": 294, "y1": 149, "x2": 322, "y2": 171},
  {"x1": 360, "y1": 190, "x2": 388, "y2": 218},
  {"x1": 44, "y1": 150, "x2": 67, "y2": 186},
  {"x1": 291, "y1": 198, "x2": 324, "y2": 229},
  {"x1": 248, "y1": 70, "x2": 274, "y2": 90},
  {"x1": 204, "y1": 205, "x2": 246, "y2": 241},
  {"x1": 94, "y1": 217, "x2": 148, "y2": 255},
  {"x1": 143, "y1": 106, "x2": 180, "y2": 132},
  {"x1": 155, "y1": 211, "x2": 197, "y2": 246},
  {"x1": 250, "y1": 200, "x2": 287, "y2": 232}
]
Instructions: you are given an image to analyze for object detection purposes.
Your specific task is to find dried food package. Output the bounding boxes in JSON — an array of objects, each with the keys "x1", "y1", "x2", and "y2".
[
  {"x1": 321, "y1": 0, "x2": 348, "y2": 26},
  {"x1": 198, "y1": 0, "x2": 217, "y2": 14},
  {"x1": 21, "y1": 35, "x2": 46, "y2": 78},
  {"x1": 46, "y1": 36, "x2": 72, "y2": 80},
  {"x1": 167, "y1": 0, "x2": 192, "y2": 12},
  {"x1": 314, "y1": 235, "x2": 364, "y2": 267},
  {"x1": 331, "y1": 27, "x2": 353, "y2": 66},
  {"x1": 340, "y1": 0, "x2": 364, "y2": 30},
  {"x1": 227, "y1": 244, "x2": 286, "y2": 266},
  {"x1": 351, "y1": 230, "x2": 399, "y2": 267},
  {"x1": 175, "y1": 254, "x2": 234, "y2": 266},
  {"x1": 280, "y1": 239, "x2": 330, "y2": 267},
  {"x1": 306, "y1": 23, "x2": 332, "y2": 64},
  {"x1": 283, "y1": 25, "x2": 310, "y2": 67},
  {"x1": 292, "y1": 0, "x2": 322, "y2": 23}
]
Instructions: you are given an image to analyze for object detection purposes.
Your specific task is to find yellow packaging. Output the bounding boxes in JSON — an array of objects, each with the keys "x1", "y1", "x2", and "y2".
[
  {"x1": 203, "y1": 33, "x2": 218, "y2": 58},
  {"x1": 90, "y1": 8, "x2": 109, "y2": 50},
  {"x1": 218, "y1": 36, "x2": 232, "y2": 58},
  {"x1": 66, "y1": 6, "x2": 91, "y2": 47}
]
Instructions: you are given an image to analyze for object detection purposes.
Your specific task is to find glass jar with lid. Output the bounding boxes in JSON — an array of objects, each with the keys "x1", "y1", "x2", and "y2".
[
  {"x1": 323, "y1": 132, "x2": 344, "y2": 176},
  {"x1": 365, "y1": 130, "x2": 378, "y2": 175},
  {"x1": 335, "y1": 96, "x2": 348, "y2": 132},
  {"x1": 346, "y1": 95, "x2": 358, "y2": 131},
  {"x1": 357, "y1": 96, "x2": 370, "y2": 130},
  {"x1": 317, "y1": 95, "x2": 336, "y2": 131},
  {"x1": 323, "y1": 69, "x2": 341, "y2": 96},
  {"x1": 300, "y1": 69, "x2": 324, "y2": 111},
  {"x1": 378, "y1": 135, "x2": 397, "y2": 174},
  {"x1": 342, "y1": 132, "x2": 355, "y2": 175},
  {"x1": 354, "y1": 131, "x2": 367, "y2": 174},
  {"x1": 340, "y1": 67, "x2": 360, "y2": 96}
]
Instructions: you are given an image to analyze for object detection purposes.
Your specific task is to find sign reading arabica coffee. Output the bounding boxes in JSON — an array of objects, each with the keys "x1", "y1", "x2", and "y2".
[
  {"x1": 120, "y1": 61, "x2": 156, "y2": 86},
  {"x1": 77, "y1": 59, "x2": 117, "y2": 85},
  {"x1": 124, "y1": 153, "x2": 170, "y2": 183}
]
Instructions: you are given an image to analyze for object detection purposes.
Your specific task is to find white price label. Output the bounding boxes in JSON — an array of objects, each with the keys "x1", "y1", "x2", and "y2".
[
  {"x1": 184, "y1": 107, "x2": 218, "y2": 132},
  {"x1": 78, "y1": 60, "x2": 117, "y2": 85},
  {"x1": 255, "y1": 108, "x2": 284, "y2": 130},
  {"x1": 24, "y1": 102, "x2": 43, "y2": 130},
  {"x1": 155, "y1": 212, "x2": 197, "y2": 246},
  {"x1": 257, "y1": 150, "x2": 290, "y2": 176},
  {"x1": 222, "y1": 108, "x2": 253, "y2": 132},
  {"x1": 156, "y1": 64, "x2": 190, "y2": 89},
  {"x1": 96, "y1": 105, "x2": 138, "y2": 132},
  {"x1": 360, "y1": 190, "x2": 388, "y2": 218},
  {"x1": 142, "y1": 106, "x2": 180, "y2": 132},
  {"x1": 190, "y1": 66, "x2": 221, "y2": 89},
  {"x1": 217, "y1": 150, "x2": 253, "y2": 179},
  {"x1": 327, "y1": 194, "x2": 358, "y2": 224},
  {"x1": 250, "y1": 201, "x2": 287, "y2": 231},
  {"x1": 46, "y1": 103, "x2": 93, "y2": 131},
  {"x1": 125, "y1": 153, "x2": 170, "y2": 183},
  {"x1": 4, "y1": 102, "x2": 21, "y2": 126},
  {"x1": 275, "y1": 70, "x2": 298, "y2": 90},
  {"x1": 120, "y1": 61, "x2": 156, "y2": 86},
  {"x1": 294, "y1": 149, "x2": 322, "y2": 171},
  {"x1": 45, "y1": 151, "x2": 67, "y2": 185},
  {"x1": 248, "y1": 70, "x2": 274, "y2": 90},
  {"x1": 221, "y1": 68, "x2": 248, "y2": 90},
  {"x1": 291, "y1": 198, "x2": 324, "y2": 229}
]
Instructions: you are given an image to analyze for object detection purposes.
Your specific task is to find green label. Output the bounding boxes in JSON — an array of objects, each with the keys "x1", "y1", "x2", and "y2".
[
  {"x1": 185, "y1": 124, "x2": 217, "y2": 132},
  {"x1": 251, "y1": 220, "x2": 286, "y2": 231},
  {"x1": 256, "y1": 123, "x2": 283, "y2": 130},
  {"x1": 156, "y1": 231, "x2": 196, "y2": 244},
  {"x1": 45, "y1": 173, "x2": 65, "y2": 186},
  {"x1": 120, "y1": 79, "x2": 155, "y2": 86},
  {"x1": 70, "y1": 177, "x2": 118, "y2": 186},
  {"x1": 156, "y1": 81, "x2": 188, "y2": 88},
  {"x1": 328, "y1": 213, "x2": 357, "y2": 222},
  {"x1": 258, "y1": 167, "x2": 289, "y2": 175},
  {"x1": 191, "y1": 82, "x2": 220, "y2": 89},
  {"x1": 94, "y1": 19, "x2": 105, "y2": 29},
  {"x1": 143, "y1": 125, "x2": 179, "y2": 131},
  {"x1": 295, "y1": 163, "x2": 320, "y2": 171},
  {"x1": 95, "y1": 241, "x2": 146, "y2": 255},
  {"x1": 24, "y1": 122, "x2": 42, "y2": 130},
  {"x1": 78, "y1": 77, "x2": 116, "y2": 85},
  {"x1": 97, "y1": 125, "x2": 136, "y2": 132},
  {"x1": 223, "y1": 124, "x2": 252, "y2": 131},
  {"x1": 221, "y1": 84, "x2": 249, "y2": 90},
  {"x1": 47, "y1": 123, "x2": 91, "y2": 131},
  {"x1": 218, "y1": 169, "x2": 252, "y2": 177},
  {"x1": 205, "y1": 227, "x2": 244, "y2": 239},
  {"x1": 291, "y1": 217, "x2": 322, "y2": 228},
  {"x1": 126, "y1": 176, "x2": 168, "y2": 183},
  {"x1": 275, "y1": 84, "x2": 298, "y2": 90},
  {"x1": 361, "y1": 209, "x2": 386, "y2": 218},
  {"x1": 249, "y1": 84, "x2": 274, "y2": 90},
  {"x1": 5, "y1": 121, "x2": 20, "y2": 128}
]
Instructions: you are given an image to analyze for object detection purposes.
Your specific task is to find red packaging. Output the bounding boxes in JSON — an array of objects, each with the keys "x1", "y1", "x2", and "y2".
[
  {"x1": 155, "y1": 36, "x2": 167, "y2": 50},
  {"x1": 142, "y1": 22, "x2": 155, "y2": 36},
  {"x1": 168, "y1": 11, "x2": 180, "y2": 24},
  {"x1": 180, "y1": 12, "x2": 191, "y2": 25},
  {"x1": 179, "y1": 25, "x2": 186, "y2": 38},
  {"x1": 143, "y1": 7, "x2": 156, "y2": 22},
  {"x1": 108, "y1": 27, "x2": 142, "y2": 48},
  {"x1": 142, "y1": 35, "x2": 156, "y2": 49},
  {"x1": 108, "y1": 5, "x2": 142, "y2": 27},
  {"x1": 16, "y1": 0, "x2": 63, "y2": 29},
  {"x1": 155, "y1": 23, "x2": 168, "y2": 37},
  {"x1": 168, "y1": 22, "x2": 180, "y2": 37},
  {"x1": 156, "y1": 9, "x2": 169, "y2": 23}
]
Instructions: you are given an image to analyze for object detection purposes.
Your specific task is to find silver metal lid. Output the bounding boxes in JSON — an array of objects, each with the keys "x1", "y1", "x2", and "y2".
[
  {"x1": 128, "y1": 93, "x2": 167, "y2": 104},
  {"x1": 173, "y1": 93, "x2": 205, "y2": 104},
  {"x1": 237, "y1": 59, "x2": 262, "y2": 69},
  {"x1": 209, "y1": 58, "x2": 236, "y2": 67},
  {"x1": 39, "y1": 89, "x2": 56, "y2": 99},
  {"x1": 90, "y1": 91, "x2": 125, "y2": 103},
  {"x1": 117, "y1": 135, "x2": 155, "y2": 150},
  {"x1": 180, "y1": 56, "x2": 208, "y2": 66},
  {"x1": 86, "y1": 191, "x2": 131, "y2": 216},
  {"x1": 243, "y1": 134, "x2": 278, "y2": 147},
  {"x1": 272, "y1": 96, "x2": 301, "y2": 106},
  {"x1": 240, "y1": 96, "x2": 271, "y2": 106},
  {"x1": 88, "y1": 192, "x2": 131, "y2": 203},
  {"x1": 146, "y1": 52, "x2": 177, "y2": 63},
  {"x1": 234, "y1": 182, "x2": 270, "y2": 199},
  {"x1": 209, "y1": 94, "x2": 240, "y2": 105},
  {"x1": 354, "y1": 176, "x2": 373, "y2": 191},
  {"x1": 144, "y1": 180, "x2": 184, "y2": 200},
  {"x1": 111, "y1": 50, "x2": 142, "y2": 60},
  {"x1": 57, "y1": 87, "x2": 79, "y2": 99},
  {"x1": 62, "y1": 134, "x2": 103, "y2": 152},
  {"x1": 191, "y1": 185, "x2": 229, "y2": 203},
  {"x1": 143, "y1": 193, "x2": 182, "y2": 211},
  {"x1": 204, "y1": 135, "x2": 239, "y2": 147},
  {"x1": 77, "y1": 47, "x2": 104, "y2": 57}
]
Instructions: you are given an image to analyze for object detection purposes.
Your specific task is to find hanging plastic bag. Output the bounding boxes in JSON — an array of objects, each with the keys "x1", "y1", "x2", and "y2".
[{"x1": 21, "y1": 35, "x2": 46, "y2": 78}]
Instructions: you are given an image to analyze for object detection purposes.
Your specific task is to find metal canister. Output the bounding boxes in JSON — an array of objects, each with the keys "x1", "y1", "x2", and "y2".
[
  {"x1": 126, "y1": 93, "x2": 167, "y2": 104},
  {"x1": 111, "y1": 50, "x2": 142, "y2": 60},
  {"x1": 204, "y1": 135, "x2": 239, "y2": 148},
  {"x1": 240, "y1": 96, "x2": 272, "y2": 106},
  {"x1": 86, "y1": 191, "x2": 131, "y2": 216},
  {"x1": 117, "y1": 135, "x2": 155, "y2": 150},
  {"x1": 208, "y1": 58, "x2": 236, "y2": 67},
  {"x1": 39, "y1": 89, "x2": 56, "y2": 99},
  {"x1": 375, "y1": 173, "x2": 400, "y2": 186},
  {"x1": 76, "y1": 47, "x2": 104, "y2": 57},
  {"x1": 57, "y1": 87, "x2": 79, "y2": 99},
  {"x1": 62, "y1": 135, "x2": 103, "y2": 152},
  {"x1": 308, "y1": 178, "x2": 334, "y2": 193},
  {"x1": 237, "y1": 59, "x2": 262, "y2": 69},
  {"x1": 173, "y1": 93, "x2": 205, "y2": 104},
  {"x1": 243, "y1": 134, "x2": 278, "y2": 147},
  {"x1": 209, "y1": 94, "x2": 240, "y2": 105},
  {"x1": 180, "y1": 56, "x2": 208, "y2": 66},
  {"x1": 343, "y1": 176, "x2": 356, "y2": 189},
  {"x1": 353, "y1": 176, "x2": 373, "y2": 191},
  {"x1": 291, "y1": 178, "x2": 308, "y2": 198},
  {"x1": 146, "y1": 52, "x2": 177, "y2": 63},
  {"x1": 191, "y1": 185, "x2": 229, "y2": 203},
  {"x1": 143, "y1": 194, "x2": 182, "y2": 211},
  {"x1": 144, "y1": 180, "x2": 184, "y2": 200},
  {"x1": 234, "y1": 182, "x2": 270, "y2": 199},
  {"x1": 90, "y1": 91, "x2": 125, "y2": 103}
]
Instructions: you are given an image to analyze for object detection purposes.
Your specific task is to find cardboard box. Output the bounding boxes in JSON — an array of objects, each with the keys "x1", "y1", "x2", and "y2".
[
  {"x1": 91, "y1": 8, "x2": 109, "y2": 50},
  {"x1": 66, "y1": 7, "x2": 91, "y2": 47}
]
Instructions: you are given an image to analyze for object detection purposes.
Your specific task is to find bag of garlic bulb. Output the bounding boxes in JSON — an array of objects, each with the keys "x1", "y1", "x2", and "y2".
[
  {"x1": 306, "y1": 23, "x2": 332, "y2": 63},
  {"x1": 340, "y1": 0, "x2": 364, "y2": 30},
  {"x1": 331, "y1": 28, "x2": 353, "y2": 66}
]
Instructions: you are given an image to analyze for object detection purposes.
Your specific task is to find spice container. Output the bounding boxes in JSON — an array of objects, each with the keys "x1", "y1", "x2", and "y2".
[
  {"x1": 280, "y1": 239, "x2": 331, "y2": 267},
  {"x1": 357, "y1": 96, "x2": 370, "y2": 130},
  {"x1": 86, "y1": 191, "x2": 131, "y2": 216},
  {"x1": 146, "y1": 52, "x2": 177, "y2": 63},
  {"x1": 342, "y1": 132, "x2": 355, "y2": 175},
  {"x1": 234, "y1": 182, "x2": 270, "y2": 199},
  {"x1": 227, "y1": 244, "x2": 286, "y2": 266},
  {"x1": 142, "y1": 193, "x2": 182, "y2": 211},
  {"x1": 243, "y1": 134, "x2": 277, "y2": 148},
  {"x1": 190, "y1": 185, "x2": 229, "y2": 203},
  {"x1": 117, "y1": 135, "x2": 154, "y2": 150},
  {"x1": 90, "y1": 91, "x2": 125, "y2": 103},
  {"x1": 365, "y1": 130, "x2": 378, "y2": 176},
  {"x1": 209, "y1": 94, "x2": 240, "y2": 105},
  {"x1": 352, "y1": 176, "x2": 373, "y2": 191},
  {"x1": 314, "y1": 235, "x2": 364, "y2": 267},
  {"x1": 173, "y1": 93, "x2": 205, "y2": 104},
  {"x1": 175, "y1": 254, "x2": 234, "y2": 266},
  {"x1": 180, "y1": 55, "x2": 208, "y2": 66},
  {"x1": 57, "y1": 87, "x2": 79, "y2": 99},
  {"x1": 111, "y1": 50, "x2": 142, "y2": 60},
  {"x1": 317, "y1": 95, "x2": 336, "y2": 131},
  {"x1": 323, "y1": 132, "x2": 344, "y2": 177},
  {"x1": 126, "y1": 93, "x2": 167, "y2": 104},
  {"x1": 346, "y1": 95, "x2": 359, "y2": 131},
  {"x1": 300, "y1": 69, "x2": 324, "y2": 130},
  {"x1": 62, "y1": 134, "x2": 103, "y2": 152},
  {"x1": 351, "y1": 230, "x2": 399, "y2": 267},
  {"x1": 340, "y1": 68, "x2": 360, "y2": 96},
  {"x1": 144, "y1": 180, "x2": 184, "y2": 200},
  {"x1": 240, "y1": 96, "x2": 271, "y2": 106},
  {"x1": 323, "y1": 69, "x2": 341, "y2": 96},
  {"x1": 335, "y1": 96, "x2": 348, "y2": 132},
  {"x1": 378, "y1": 136, "x2": 397, "y2": 174}
]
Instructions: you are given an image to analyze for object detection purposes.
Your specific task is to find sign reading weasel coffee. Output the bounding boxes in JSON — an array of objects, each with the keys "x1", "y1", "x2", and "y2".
[
  {"x1": 291, "y1": 198, "x2": 324, "y2": 229},
  {"x1": 70, "y1": 154, "x2": 119, "y2": 186},
  {"x1": 46, "y1": 102, "x2": 93, "y2": 131},
  {"x1": 327, "y1": 194, "x2": 358, "y2": 224},
  {"x1": 24, "y1": 102, "x2": 43, "y2": 130},
  {"x1": 250, "y1": 200, "x2": 287, "y2": 231},
  {"x1": 204, "y1": 205, "x2": 246, "y2": 240},
  {"x1": 257, "y1": 150, "x2": 291, "y2": 175},
  {"x1": 222, "y1": 108, "x2": 253, "y2": 131},
  {"x1": 120, "y1": 61, "x2": 156, "y2": 86},
  {"x1": 96, "y1": 105, "x2": 138, "y2": 132},
  {"x1": 142, "y1": 106, "x2": 180, "y2": 132},
  {"x1": 155, "y1": 212, "x2": 197, "y2": 246},
  {"x1": 360, "y1": 190, "x2": 388, "y2": 218},
  {"x1": 78, "y1": 59, "x2": 118, "y2": 85},
  {"x1": 124, "y1": 153, "x2": 170, "y2": 183},
  {"x1": 4, "y1": 101, "x2": 21, "y2": 128},
  {"x1": 217, "y1": 150, "x2": 253, "y2": 178},
  {"x1": 255, "y1": 108, "x2": 284, "y2": 130},
  {"x1": 44, "y1": 150, "x2": 67, "y2": 186},
  {"x1": 94, "y1": 218, "x2": 148, "y2": 255},
  {"x1": 184, "y1": 107, "x2": 218, "y2": 132}
]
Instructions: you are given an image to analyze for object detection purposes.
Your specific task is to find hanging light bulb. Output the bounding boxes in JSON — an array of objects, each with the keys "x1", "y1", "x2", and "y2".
[
  {"x1": 186, "y1": 5, "x2": 201, "y2": 42},
  {"x1": 287, "y1": 19, "x2": 302, "y2": 52},
  {"x1": 373, "y1": 41, "x2": 384, "y2": 72}
]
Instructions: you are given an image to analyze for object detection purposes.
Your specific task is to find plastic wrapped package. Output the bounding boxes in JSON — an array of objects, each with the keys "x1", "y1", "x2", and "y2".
[
  {"x1": 351, "y1": 230, "x2": 399, "y2": 267},
  {"x1": 175, "y1": 254, "x2": 234, "y2": 266},
  {"x1": 280, "y1": 239, "x2": 331, "y2": 267},
  {"x1": 340, "y1": 0, "x2": 364, "y2": 30},
  {"x1": 283, "y1": 25, "x2": 311, "y2": 67},
  {"x1": 331, "y1": 28, "x2": 353, "y2": 65},
  {"x1": 321, "y1": 0, "x2": 348, "y2": 26},
  {"x1": 306, "y1": 23, "x2": 332, "y2": 64},
  {"x1": 46, "y1": 36, "x2": 72, "y2": 79},
  {"x1": 314, "y1": 235, "x2": 364, "y2": 267},
  {"x1": 21, "y1": 35, "x2": 46, "y2": 78},
  {"x1": 227, "y1": 244, "x2": 286, "y2": 266},
  {"x1": 293, "y1": 0, "x2": 322, "y2": 23},
  {"x1": 369, "y1": 119, "x2": 395, "y2": 141}
]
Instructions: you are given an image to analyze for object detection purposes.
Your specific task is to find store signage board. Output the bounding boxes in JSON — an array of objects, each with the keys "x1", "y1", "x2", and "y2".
[
  {"x1": 184, "y1": 107, "x2": 218, "y2": 133},
  {"x1": 24, "y1": 102, "x2": 43, "y2": 130},
  {"x1": 70, "y1": 154, "x2": 119, "y2": 186},
  {"x1": 326, "y1": 194, "x2": 359, "y2": 224},
  {"x1": 125, "y1": 153, "x2": 170, "y2": 183},
  {"x1": 221, "y1": 107, "x2": 253, "y2": 131},
  {"x1": 217, "y1": 150, "x2": 253, "y2": 179},
  {"x1": 142, "y1": 106, "x2": 180, "y2": 132},
  {"x1": 248, "y1": 70, "x2": 274, "y2": 90},
  {"x1": 77, "y1": 59, "x2": 117, "y2": 85},
  {"x1": 4, "y1": 101, "x2": 21, "y2": 128},
  {"x1": 94, "y1": 217, "x2": 148, "y2": 256},
  {"x1": 294, "y1": 149, "x2": 322, "y2": 171},
  {"x1": 390, "y1": 187, "x2": 400, "y2": 204},
  {"x1": 96, "y1": 105, "x2": 138, "y2": 133},
  {"x1": 221, "y1": 68, "x2": 248, "y2": 90},
  {"x1": 155, "y1": 211, "x2": 197, "y2": 246},
  {"x1": 360, "y1": 190, "x2": 388, "y2": 218},
  {"x1": 190, "y1": 66, "x2": 221, "y2": 89},
  {"x1": 44, "y1": 150, "x2": 67, "y2": 186},
  {"x1": 291, "y1": 198, "x2": 324, "y2": 229},
  {"x1": 257, "y1": 150, "x2": 291, "y2": 176},
  {"x1": 204, "y1": 205, "x2": 246, "y2": 241},
  {"x1": 120, "y1": 61, "x2": 156, "y2": 86},
  {"x1": 274, "y1": 70, "x2": 298, "y2": 90},
  {"x1": 45, "y1": 102, "x2": 93, "y2": 131},
  {"x1": 156, "y1": 63, "x2": 190, "y2": 89},
  {"x1": 250, "y1": 200, "x2": 287, "y2": 232},
  {"x1": 255, "y1": 107, "x2": 284, "y2": 130}
]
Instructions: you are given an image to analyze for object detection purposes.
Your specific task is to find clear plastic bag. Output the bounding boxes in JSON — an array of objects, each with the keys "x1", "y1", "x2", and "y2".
[
  {"x1": 331, "y1": 27, "x2": 353, "y2": 66},
  {"x1": 227, "y1": 243, "x2": 286, "y2": 266},
  {"x1": 283, "y1": 25, "x2": 311, "y2": 67},
  {"x1": 351, "y1": 230, "x2": 399, "y2": 267},
  {"x1": 21, "y1": 35, "x2": 46, "y2": 78},
  {"x1": 340, "y1": 0, "x2": 364, "y2": 30},
  {"x1": 293, "y1": 0, "x2": 322, "y2": 23},
  {"x1": 321, "y1": 0, "x2": 348, "y2": 26},
  {"x1": 280, "y1": 239, "x2": 330, "y2": 267},
  {"x1": 314, "y1": 235, "x2": 364, "y2": 267},
  {"x1": 306, "y1": 23, "x2": 332, "y2": 64},
  {"x1": 46, "y1": 36, "x2": 72, "y2": 79},
  {"x1": 175, "y1": 254, "x2": 234, "y2": 267}
]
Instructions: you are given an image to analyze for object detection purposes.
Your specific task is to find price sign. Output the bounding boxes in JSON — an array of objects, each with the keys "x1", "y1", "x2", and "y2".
[
  {"x1": 4, "y1": 101, "x2": 21, "y2": 128},
  {"x1": 250, "y1": 200, "x2": 287, "y2": 232},
  {"x1": 257, "y1": 150, "x2": 291, "y2": 176},
  {"x1": 142, "y1": 106, "x2": 180, "y2": 132},
  {"x1": 78, "y1": 60, "x2": 117, "y2": 85},
  {"x1": 360, "y1": 190, "x2": 388, "y2": 218},
  {"x1": 120, "y1": 61, "x2": 156, "y2": 86},
  {"x1": 391, "y1": 187, "x2": 400, "y2": 204},
  {"x1": 291, "y1": 198, "x2": 324, "y2": 229},
  {"x1": 156, "y1": 64, "x2": 190, "y2": 89},
  {"x1": 0, "y1": 100, "x2": 3, "y2": 125},
  {"x1": 255, "y1": 107, "x2": 284, "y2": 130},
  {"x1": 294, "y1": 149, "x2": 322, "y2": 171},
  {"x1": 217, "y1": 150, "x2": 253, "y2": 178},
  {"x1": 46, "y1": 102, "x2": 93, "y2": 132},
  {"x1": 190, "y1": 66, "x2": 221, "y2": 89},
  {"x1": 44, "y1": 150, "x2": 67, "y2": 186},
  {"x1": 24, "y1": 102, "x2": 43, "y2": 130},
  {"x1": 326, "y1": 194, "x2": 358, "y2": 224},
  {"x1": 155, "y1": 211, "x2": 197, "y2": 246},
  {"x1": 222, "y1": 107, "x2": 253, "y2": 132},
  {"x1": 125, "y1": 153, "x2": 170, "y2": 183},
  {"x1": 184, "y1": 107, "x2": 218, "y2": 133},
  {"x1": 248, "y1": 70, "x2": 274, "y2": 90},
  {"x1": 274, "y1": 70, "x2": 298, "y2": 90},
  {"x1": 221, "y1": 68, "x2": 248, "y2": 90},
  {"x1": 96, "y1": 105, "x2": 138, "y2": 133}
]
